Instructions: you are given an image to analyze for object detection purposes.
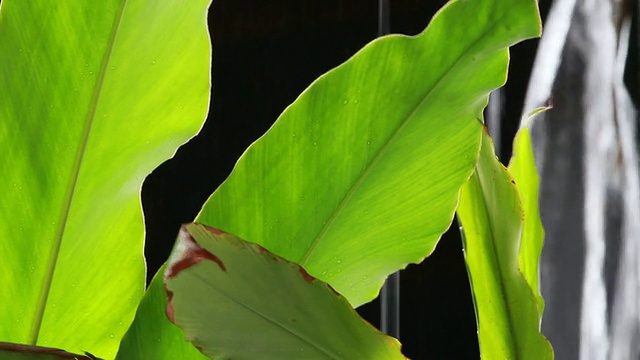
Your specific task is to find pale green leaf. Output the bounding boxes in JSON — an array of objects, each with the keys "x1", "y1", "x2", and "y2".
[
  {"x1": 457, "y1": 131, "x2": 553, "y2": 359},
  {"x1": 163, "y1": 223, "x2": 405, "y2": 360},
  {"x1": 508, "y1": 126, "x2": 545, "y2": 316}
]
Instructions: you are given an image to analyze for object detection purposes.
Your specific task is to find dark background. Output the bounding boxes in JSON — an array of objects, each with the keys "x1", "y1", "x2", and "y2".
[{"x1": 142, "y1": 1, "x2": 553, "y2": 358}]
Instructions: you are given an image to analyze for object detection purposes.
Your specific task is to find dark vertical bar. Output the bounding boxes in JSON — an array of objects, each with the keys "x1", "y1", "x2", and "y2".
[
  {"x1": 378, "y1": 0, "x2": 400, "y2": 341},
  {"x1": 487, "y1": 89, "x2": 502, "y2": 157},
  {"x1": 378, "y1": 0, "x2": 390, "y2": 36},
  {"x1": 381, "y1": 274, "x2": 400, "y2": 339}
]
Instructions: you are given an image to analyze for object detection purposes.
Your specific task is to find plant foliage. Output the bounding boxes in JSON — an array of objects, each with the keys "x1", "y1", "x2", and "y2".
[
  {"x1": 0, "y1": 0, "x2": 211, "y2": 357},
  {"x1": 457, "y1": 130, "x2": 553, "y2": 359},
  {"x1": 164, "y1": 223, "x2": 405, "y2": 359},
  {"x1": 0, "y1": 0, "x2": 550, "y2": 358},
  {"x1": 197, "y1": 0, "x2": 542, "y2": 309}
]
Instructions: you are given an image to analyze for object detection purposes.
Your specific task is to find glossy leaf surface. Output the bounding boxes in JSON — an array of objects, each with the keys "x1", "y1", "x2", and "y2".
[
  {"x1": 197, "y1": 0, "x2": 542, "y2": 307},
  {"x1": 0, "y1": 0, "x2": 211, "y2": 357},
  {"x1": 163, "y1": 223, "x2": 405, "y2": 360},
  {"x1": 457, "y1": 131, "x2": 553, "y2": 359}
]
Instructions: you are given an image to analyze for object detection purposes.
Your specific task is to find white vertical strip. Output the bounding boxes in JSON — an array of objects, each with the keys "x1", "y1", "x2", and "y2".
[
  {"x1": 609, "y1": 17, "x2": 640, "y2": 360},
  {"x1": 522, "y1": 0, "x2": 578, "y2": 114},
  {"x1": 580, "y1": 0, "x2": 616, "y2": 358},
  {"x1": 521, "y1": 0, "x2": 578, "y2": 174}
]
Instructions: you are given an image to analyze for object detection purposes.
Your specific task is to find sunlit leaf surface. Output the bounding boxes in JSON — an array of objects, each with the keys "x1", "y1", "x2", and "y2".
[
  {"x1": 457, "y1": 131, "x2": 553, "y2": 359},
  {"x1": 0, "y1": 0, "x2": 211, "y2": 357},
  {"x1": 198, "y1": 0, "x2": 541, "y2": 307}
]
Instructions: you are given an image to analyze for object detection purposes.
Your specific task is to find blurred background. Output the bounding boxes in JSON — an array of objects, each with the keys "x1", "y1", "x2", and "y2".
[{"x1": 141, "y1": 0, "x2": 640, "y2": 358}]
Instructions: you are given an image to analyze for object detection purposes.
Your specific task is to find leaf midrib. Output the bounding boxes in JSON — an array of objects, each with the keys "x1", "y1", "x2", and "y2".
[
  {"x1": 29, "y1": 0, "x2": 130, "y2": 344},
  {"x1": 474, "y1": 163, "x2": 520, "y2": 358},
  {"x1": 298, "y1": 5, "x2": 513, "y2": 267}
]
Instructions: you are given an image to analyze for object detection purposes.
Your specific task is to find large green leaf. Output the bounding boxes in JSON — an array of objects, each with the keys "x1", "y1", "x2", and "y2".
[
  {"x1": 457, "y1": 131, "x2": 553, "y2": 359},
  {"x1": 163, "y1": 223, "x2": 405, "y2": 360},
  {"x1": 197, "y1": 0, "x2": 541, "y2": 307},
  {"x1": 115, "y1": 265, "x2": 208, "y2": 360},
  {"x1": 0, "y1": 0, "x2": 211, "y2": 357}
]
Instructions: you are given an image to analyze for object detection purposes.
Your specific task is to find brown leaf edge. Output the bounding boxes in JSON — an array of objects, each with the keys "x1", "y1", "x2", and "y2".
[
  {"x1": 162, "y1": 223, "x2": 409, "y2": 359},
  {"x1": 0, "y1": 341, "x2": 101, "y2": 359}
]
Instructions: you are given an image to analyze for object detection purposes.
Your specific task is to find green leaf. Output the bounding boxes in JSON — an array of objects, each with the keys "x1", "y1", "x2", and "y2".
[
  {"x1": 507, "y1": 125, "x2": 545, "y2": 316},
  {"x1": 0, "y1": 342, "x2": 99, "y2": 360},
  {"x1": 0, "y1": 0, "x2": 211, "y2": 357},
  {"x1": 457, "y1": 131, "x2": 553, "y2": 359},
  {"x1": 115, "y1": 265, "x2": 208, "y2": 360},
  {"x1": 197, "y1": 0, "x2": 542, "y2": 307},
  {"x1": 163, "y1": 223, "x2": 405, "y2": 360}
]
